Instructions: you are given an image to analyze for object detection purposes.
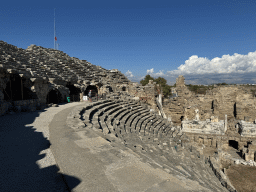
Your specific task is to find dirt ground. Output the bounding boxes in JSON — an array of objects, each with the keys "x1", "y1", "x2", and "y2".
[
  {"x1": 202, "y1": 146, "x2": 217, "y2": 157},
  {"x1": 226, "y1": 164, "x2": 256, "y2": 192}
]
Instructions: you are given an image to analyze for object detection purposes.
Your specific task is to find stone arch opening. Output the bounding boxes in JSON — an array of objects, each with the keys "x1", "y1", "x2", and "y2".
[
  {"x1": 3, "y1": 74, "x2": 38, "y2": 101},
  {"x1": 106, "y1": 86, "x2": 113, "y2": 93},
  {"x1": 46, "y1": 89, "x2": 62, "y2": 104},
  {"x1": 84, "y1": 85, "x2": 98, "y2": 98},
  {"x1": 180, "y1": 116, "x2": 184, "y2": 121},
  {"x1": 122, "y1": 87, "x2": 126, "y2": 91},
  {"x1": 229, "y1": 140, "x2": 238, "y2": 150},
  {"x1": 66, "y1": 83, "x2": 81, "y2": 102},
  {"x1": 233, "y1": 102, "x2": 237, "y2": 118}
]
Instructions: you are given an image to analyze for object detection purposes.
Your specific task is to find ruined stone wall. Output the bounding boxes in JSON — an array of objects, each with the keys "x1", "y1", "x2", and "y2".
[
  {"x1": 163, "y1": 75, "x2": 256, "y2": 125},
  {"x1": 127, "y1": 81, "x2": 157, "y2": 108},
  {"x1": 185, "y1": 132, "x2": 256, "y2": 151}
]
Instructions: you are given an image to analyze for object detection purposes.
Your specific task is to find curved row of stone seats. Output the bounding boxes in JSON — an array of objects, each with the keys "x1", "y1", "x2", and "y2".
[
  {"x1": 125, "y1": 108, "x2": 150, "y2": 132},
  {"x1": 122, "y1": 107, "x2": 148, "y2": 134},
  {"x1": 148, "y1": 118, "x2": 164, "y2": 136},
  {"x1": 100, "y1": 101, "x2": 134, "y2": 133},
  {"x1": 110, "y1": 105, "x2": 143, "y2": 137},
  {"x1": 79, "y1": 99, "x2": 155, "y2": 139},
  {"x1": 82, "y1": 100, "x2": 112, "y2": 124},
  {"x1": 141, "y1": 115, "x2": 157, "y2": 135},
  {"x1": 155, "y1": 121, "x2": 168, "y2": 137},
  {"x1": 145, "y1": 115, "x2": 162, "y2": 135},
  {"x1": 96, "y1": 100, "x2": 124, "y2": 128},
  {"x1": 133, "y1": 111, "x2": 152, "y2": 129},
  {"x1": 123, "y1": 107, "x2": 145, "y2": 125},
  {"x1": 154, "y1": 119, "x2": 170, "y2": 137},
  {"x1": 108, "y1": 102, "x2": 141, "y2": 127},
  {"x1": 82, "y1": 100, "x2": 138, "y2": 134},
  {"x1": 68, "y1": 101, "x2": 227, "y2": 191},
  {"x1": 84, "y1": 100, "x2": 115, "y2": 123},
  {"x1": 130, "y1": 111, "x2": 151, "y2": 133},
  {"x1": 77, "y1": 102, "x2": 178, "y2": 164},
  {"x1": 91, "y1": 100, "x2": 124, "y2": 130},
  {"x1": 105, "y1": 101, "x2": 138, "y2": 133},
  {"x1": 135, "y1": 113, "x2": 155, "y2": 134},
  {"x1": 114, "y1": 105, "x2": 143, "y2": 130}
]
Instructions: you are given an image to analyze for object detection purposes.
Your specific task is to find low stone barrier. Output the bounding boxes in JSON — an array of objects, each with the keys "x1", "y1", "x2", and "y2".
[{"x1": 208, "y1": 156, "x2": 237, "y2": 192}]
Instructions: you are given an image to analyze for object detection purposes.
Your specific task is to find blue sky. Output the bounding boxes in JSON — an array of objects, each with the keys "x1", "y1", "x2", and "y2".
[{"x1": 1, "y1": 0, "x2": 256, "y2": 85}]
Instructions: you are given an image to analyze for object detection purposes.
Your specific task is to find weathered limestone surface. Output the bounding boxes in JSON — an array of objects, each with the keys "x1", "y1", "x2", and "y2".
[
  {"x1": 242, "y1": 141, "x2": 256, "y2": 161},
  {"x1": 164, "y1": 75, "x2": 256, "y2": 128},
  {"x1": 0, "y1": 41, "x2": 130, "y2": 115},
  {"x1": 127, "y1": 81, "x2": 157, "y2": 109},
  {"x1": 182, "y1": 119, "x2": 225, "y2": 135},
  {"x1": 238, "y1": 120, "x2": 256, "y2": 137}
]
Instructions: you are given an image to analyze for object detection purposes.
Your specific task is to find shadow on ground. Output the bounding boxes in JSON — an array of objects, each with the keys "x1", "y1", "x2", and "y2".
[{"x1": 0, "y1": 108, "x2": 80, "y2": 192}]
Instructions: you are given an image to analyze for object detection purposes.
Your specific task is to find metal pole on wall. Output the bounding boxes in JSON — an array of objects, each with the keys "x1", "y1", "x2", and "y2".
[{"x1": 54, "y1": 8, "x2": 56, "y2": 49}]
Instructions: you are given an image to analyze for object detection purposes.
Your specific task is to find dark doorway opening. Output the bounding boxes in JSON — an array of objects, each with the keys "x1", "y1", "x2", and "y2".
[
  {"x1": 122, "y1": 87, "x2": 126, "y2": 91},
  {"x1": 3, "y1": 74, "x2": 38, "y2": 101},
  {"x1": 233, "y1": 102, "x2": 237, "y2": 118},
  {"x1": 180, "y1": 116, "x2": 184, "y2": 121},
  {"x1": 106, "y1": 86, "x2": 113, "y2": 93},
  {"x1": 229, "y1": 140, "x2": 238, "y2": 150},
  {"x1": 211, "y1": 100, "x2": 214, "y2": 111},
  {"x1": 46, "y1": 89, "x2": 62, "y2": 104},
  {"x1": 66, "y1": 83, "x2": 81, "y2": 102},
  {"x1": 84, "y1": 85, "x2": 98, "y2": 98}
]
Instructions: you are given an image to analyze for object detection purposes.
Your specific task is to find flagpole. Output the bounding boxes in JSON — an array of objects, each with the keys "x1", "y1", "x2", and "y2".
[{"x1": 54, "y1": 8, "x2": 55, "y2": 49}]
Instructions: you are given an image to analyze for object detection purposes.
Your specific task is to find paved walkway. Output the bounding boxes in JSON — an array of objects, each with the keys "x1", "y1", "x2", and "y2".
[
  {"x1": 0, "y1": 102, "x2": 85, "y2": 192},
  {"x1": 0, "y1": 101, "x2": 211, "y2": 192}
]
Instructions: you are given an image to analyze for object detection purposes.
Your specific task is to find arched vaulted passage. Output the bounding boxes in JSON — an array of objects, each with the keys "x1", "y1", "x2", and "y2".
[
  {"x1": 46, "y1": 89, "x2": 62, "y2": 104},
  {"x1": 3, "y1": 74, "x2": 38, "y2": 101},
  {"x1": 66, "y1": 83, "x2": 81, "y2": 102},
  {"x1": 122, "y1": 87, "x2": 126, "y2": 91},
  {"x1": 84, "y1": 85, "x2": 98, "y2": 98},
  {"x1": 229, "y1": 140, "x2": 238, "y2": 150}
]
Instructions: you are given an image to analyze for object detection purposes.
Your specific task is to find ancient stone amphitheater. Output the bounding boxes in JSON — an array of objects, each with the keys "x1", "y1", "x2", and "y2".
[{"x1": 1, "y1": 41, "x2": 256, "y2": 191}]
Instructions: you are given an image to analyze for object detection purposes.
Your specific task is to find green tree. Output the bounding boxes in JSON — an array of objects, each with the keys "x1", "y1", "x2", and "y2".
[
  {"x1": 154, "y1": 77, "x2": 172, "y2": 98},
  {"x1": 140, "y1": 75, "x2": 172, "y2": 98},
  {"x1": 140, "y1": 75, "x2": 154, "y2": 86},
  {"x1": 154, "y1": 77, "x2": 167, "y2": 86}
]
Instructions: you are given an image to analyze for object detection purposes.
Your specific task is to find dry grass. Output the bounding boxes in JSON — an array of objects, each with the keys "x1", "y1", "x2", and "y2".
[{"x1": 226, "y1": 164, "x2": 256, "y2": 192}]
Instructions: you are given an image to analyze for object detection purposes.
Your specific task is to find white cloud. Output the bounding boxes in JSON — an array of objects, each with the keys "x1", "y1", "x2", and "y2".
[
  {"x1": 167, "y1": 51, "x2": 256, "y2": 75},
  {"x1": 155, "y1": 70, "x2": 164, "y2": 76},
  {"x1": 125, "y1": 70, "x2": 134, "y2": 78},
  {"x1": 147, "y1": 68, "x2": 154, "y2": 74},
  {"x1": 128, "y1": 51, "x2": 256, "y2": 85},
  {"x1": 146, "y1": 68, "x2": 166, "y2": 78}
]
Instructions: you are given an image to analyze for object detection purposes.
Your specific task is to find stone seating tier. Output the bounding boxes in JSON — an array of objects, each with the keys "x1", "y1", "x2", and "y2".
[{"x1": 1, "y1": 42, "x2": 130, "y2": 88}]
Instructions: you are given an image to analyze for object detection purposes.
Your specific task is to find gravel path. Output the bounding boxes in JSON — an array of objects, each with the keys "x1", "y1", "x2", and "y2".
[{"x1": 0, "y1": 102, "x2": 87, "y2": 192}]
